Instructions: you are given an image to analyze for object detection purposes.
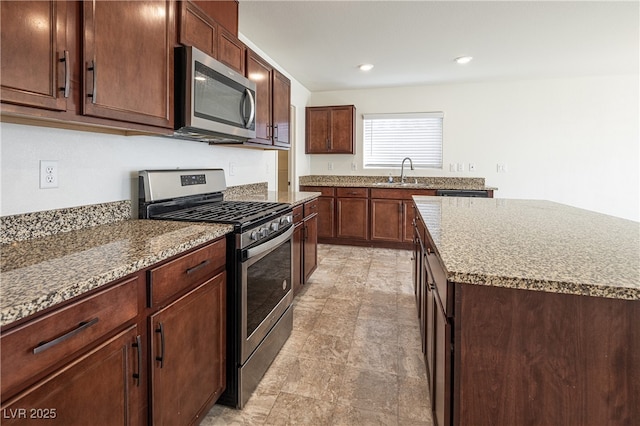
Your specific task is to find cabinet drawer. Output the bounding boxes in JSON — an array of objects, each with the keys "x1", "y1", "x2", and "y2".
[
  {"x1": 149, "y1": 238, "x2": 226, "y2": 307},
  {"x1": 1, "y1": 276, "x2": 139, "y2": 398},
  {"x1": 292, "y1": 205, "x2": 304, "y2": 224},
  {"x1": 425, "y1": 246, "x2": 450, "y2": 316},
  {"x1": 300, "y1": 186, "x2": 335, "y2": 197},
  {"x1": 303, "y1": 198, "x2": 319, "y2": 218},
  {"x1": 336, "y1": 187, "x2": 368, "y2": 198}
]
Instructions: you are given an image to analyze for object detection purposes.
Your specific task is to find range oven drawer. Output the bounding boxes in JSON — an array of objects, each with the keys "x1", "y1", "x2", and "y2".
[{"x1": 148, "y1": 238, "x2": 226, "y2": 307}]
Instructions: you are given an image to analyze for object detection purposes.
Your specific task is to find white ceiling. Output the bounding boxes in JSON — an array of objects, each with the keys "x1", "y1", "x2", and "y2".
[{"x1": 238, "y1": 1, "x2": 639, "y2": 92}]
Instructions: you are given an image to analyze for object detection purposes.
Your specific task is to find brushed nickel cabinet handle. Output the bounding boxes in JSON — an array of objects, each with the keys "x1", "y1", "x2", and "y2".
[
  {"x1": 59, "y1": 50, "x2": 70, "y2": 98},
  {"x1": 186, "y1": 259, "x2": 210, "y2": 275},
  {"x1": 88, "y1": 60, "x2": 97, "y2": 103},
  {"x1": 155, "y1": 322, "x2": 165, "y2": 368},
  {"x1": 132, "y1": 335, "x2": 142, "y2": 386},
  {"x1": 33, "y1": 317, "x2": 99, "y2": 355}
]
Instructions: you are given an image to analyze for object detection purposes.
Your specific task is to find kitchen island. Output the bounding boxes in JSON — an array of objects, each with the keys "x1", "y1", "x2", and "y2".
[{"x1": 412, "y1": 196, "x2": 639, "y2": 426}]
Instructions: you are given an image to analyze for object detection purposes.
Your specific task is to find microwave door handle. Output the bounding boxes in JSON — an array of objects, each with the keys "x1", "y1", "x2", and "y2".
[{"x1": 244, "y1": 89, "x2": 255, "y2": 129}]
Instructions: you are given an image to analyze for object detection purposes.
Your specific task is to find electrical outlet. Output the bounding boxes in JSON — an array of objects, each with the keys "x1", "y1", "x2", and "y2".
[
  {"x1": 229, "y1": 162, "x2": 236, "y2": 176},
  {"x1": 40, "y1": 160, "x2": 58, "y2": 189},
  {"x1": 351, "y1": 162, "x2": 357, "y2": 171},
  {"x1": 328, "y1": 162, "x2": 333, "y2": 171},
  {"x1": 449, "y1": 163, "x2": 456, "y2": 172},
  {"x1": 497, "y1": 163, "x2": 508, "y2": 173},
  {"x1": 469, "y1": 163, "x2": 476, "y2": 172},
  {"x1": 457, "y1": 163, "x2": 464, "y2": 172}
]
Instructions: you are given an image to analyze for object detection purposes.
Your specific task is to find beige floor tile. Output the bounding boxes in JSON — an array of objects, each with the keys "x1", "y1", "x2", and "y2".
[
  {"x1": 353, "y1": 317, "x2": 399, "y2": 345},
  {"x1": 299, "y1": 331, "x2": 352, "y2": 364},
  {"x1": 398, "y1": 376, "x2": 432, "y2": 421},
  {"x1": 331, "y1": 403, "x2": 398, "y2": 426},
  {"x1": 397, "y1": 344, "x2": 427, "y2": 379},
  {"x1": 280, "y1": 357, "x2": 346, "y2": 403},
  {"x1": 338, "y1": 367, "x2": 399, "y2": 415},
  {"x1": 321, "y1": 297, "x2": 361, "y2": 318},
  {"x1": 347, "y1": 339, "x2": 399, "y2": 375},
  {"x1": 313, "y1": 312, "x2": 357, "y2": 339},
  {"x1": 264, "y1": 392, "x2": 335, "y2": 426}
]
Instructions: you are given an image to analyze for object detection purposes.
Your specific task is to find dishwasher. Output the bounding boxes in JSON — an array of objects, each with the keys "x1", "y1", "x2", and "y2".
[{"x1": 435, "y1": 189, "x2": 490, "y2": 197}]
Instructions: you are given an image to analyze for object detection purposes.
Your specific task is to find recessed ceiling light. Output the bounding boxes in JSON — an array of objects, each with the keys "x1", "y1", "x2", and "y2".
[
  {"x1": 359, "y1": 64, "x2": 374, "y2": 72},
  {"x1": 455, "y1": 56, "x2": 473, "y2": 65}
]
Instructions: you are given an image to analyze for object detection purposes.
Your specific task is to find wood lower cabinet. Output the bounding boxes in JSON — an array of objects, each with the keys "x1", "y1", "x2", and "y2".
[
  {"x1": 336, "y1": 188, "x2": 369, "y2": 240},
  {"x1": 150, "y1": 273, "x2": 226, "y2": 426},
  {"x1": 305, "y1": 105, "x2": 355, "y2": 154},
  {"x1": 292, "y1": 205, "x2": 304, "y2": 295},
  {"x1": 1, "y1": 326, "x2": 140, "y2": 426},
  {"x1": 0, "y1": 0, "x2": 69, "y2": 111},
  {"x1": 371, "y1": 198, "x2": 404, "y2": 242},
  {"x1": 303, "y1": 200, "x2": 318, "y2": 282}
]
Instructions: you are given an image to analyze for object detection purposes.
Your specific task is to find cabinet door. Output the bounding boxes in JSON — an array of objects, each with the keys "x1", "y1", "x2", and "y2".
[
  {"x1": 371, "y1": 199, "x2": 404, "y2": 242},
  {"x1": 433, "y1": 291, "x2": 451, "y2": 426},
  {"x1": 150, "y1": 272, "x2": 226, "y2": 425},
  {"x1": 218, "y1": 27, "x2": 245, "y2": 74},
  {"x1": 292, "y1": 222, "x2": 303, "y2": 295},
  {"x1": 317, "y1": 196, "x2": 335, "y2": 239},
  {"x1": 329, "y1": 106, "x2": 355, "y2": 154},
  {"x1": 403, "y1": 200, "x2": 416, "y2": 243},
  {"x1": 1, "y1": 326, "x2": 140, "y2": 426},
  {"x1": 1, "y1": 1, "x2": 69, "y2": 111},
  {"x1": 179, "y1": 0, "x2": 217, "y2": 58},
  {"x1": 305, "y1": 108, "x2": 330, "y2": 153},
  {"x1": 303, "y1": 215, "x2": 318, "y2": 282},
  {"x1": 246, "y1": 50, "x2": 272, "y2": 145},
  {"x1": 83, "y1": 0, "x2": 173, "y2": 128},
  {"x1": 337, "y1": 198, "x2": 369, "y2": 240},
  {"x1": 272, "y1": 70, "x2": 291, "y2": 147}
]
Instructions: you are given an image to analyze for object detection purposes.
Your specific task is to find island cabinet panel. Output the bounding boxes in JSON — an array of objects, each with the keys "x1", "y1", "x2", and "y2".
[
  {"x1": 0, "y1": 0, "x2": 69, "y2": 111},
  {"x1": 454, "y1": 283, "x2": 640, "y2": 426},
  {"x1": 303, "y1": 199, "x2": 319, "y2": 282},
  {"x1": 150, "y1": 272, "x2": 226, "y2": 426},
  {"x1": 83, "y1": 0, "x2": 174, "y2": 128},
  {"x1": 1, "y1": 325, "x2": 140, "y2": 426}
]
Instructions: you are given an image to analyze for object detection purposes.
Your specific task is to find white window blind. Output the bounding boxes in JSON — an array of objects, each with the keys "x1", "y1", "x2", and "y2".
[{"x1": 363, "y1": 112, "x2": 443, "y2": 168}]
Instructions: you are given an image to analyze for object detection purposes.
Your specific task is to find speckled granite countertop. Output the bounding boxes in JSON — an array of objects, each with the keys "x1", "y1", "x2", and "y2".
[
  {"x1": 299, "y1": 175, "x2": 496, "y2": 190},
  {"x1": 413, "y1": 196, "x2": 640, "y2": 300},
  {"x1": 1, "y1": 220, "x2": 232, "y2": 326},
  {"x1": 225, "y1": 191, "x2": 321, "y2": 206}
]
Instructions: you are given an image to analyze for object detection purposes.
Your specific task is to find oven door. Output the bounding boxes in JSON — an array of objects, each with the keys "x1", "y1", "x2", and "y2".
[{"x1": 240, "y1": 226, "x2": 294, "y2": 364}]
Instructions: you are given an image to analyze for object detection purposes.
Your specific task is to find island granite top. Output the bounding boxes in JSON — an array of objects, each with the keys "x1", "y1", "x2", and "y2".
[
  {"x1": 413, "y1": 196, "x2": 639, "y2": 300},
  {"x1": 0, "y1": 220, "x2": 233, "y2": 327}
]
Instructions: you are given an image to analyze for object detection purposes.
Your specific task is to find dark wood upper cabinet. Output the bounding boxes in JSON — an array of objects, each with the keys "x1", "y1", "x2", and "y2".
[
  {"x1": 246, "y1": 49, "x2": 291, "y2": 148},
  {"x1": 0, "y1": 1, "x2": 69, "y2": 111},
  {"x1": 82, "y1": 0, "x2": 174, "y2": 128},
  {"x1": 179, "y1": 0, "x2": 218, "y2": 58},
  {"x1": 218, "y1": 27, "x2": 246, "y2": 75},
  {"x1": 306, "y1": 105, "x2": 355, "y2": 154},
  {"x1": 191, "y1": 0, "x2": 238, "y2": 36}
]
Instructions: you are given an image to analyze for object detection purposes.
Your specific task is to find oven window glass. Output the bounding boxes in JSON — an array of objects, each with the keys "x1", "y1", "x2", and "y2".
[{"x1": 246, "y1": 240, "x2": 292, "y2": 336}]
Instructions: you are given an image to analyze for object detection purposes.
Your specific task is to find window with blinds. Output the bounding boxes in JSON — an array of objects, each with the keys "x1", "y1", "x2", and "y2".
[{"x1": 362, "y1": 112, "x2": 443, "y2": 169}]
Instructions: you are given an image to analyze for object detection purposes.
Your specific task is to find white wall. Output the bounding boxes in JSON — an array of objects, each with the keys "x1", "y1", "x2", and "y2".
[
  {"x1": 308, "y1": 74, "x2": 639, "y2": 222},
  {"x1": 0, "y1": 122, "x2": 278, "y2": 216}
]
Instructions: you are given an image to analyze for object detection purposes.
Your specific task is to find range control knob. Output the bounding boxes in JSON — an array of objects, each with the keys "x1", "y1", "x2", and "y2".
[
  {"x1": 270, "y1": 222, "x2": 279, "y2": 232},
  {"x1": 259, "y1": 228, "x2": 268, "y2": 238},
  {"x1": 250, "y1": 231, "x2": 258, "y2": 241},
  {"x1": 280, "y1": 215, "x2": 292, "y2": 225}
]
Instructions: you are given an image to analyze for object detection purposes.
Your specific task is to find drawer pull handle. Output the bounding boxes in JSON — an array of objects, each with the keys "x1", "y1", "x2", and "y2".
[
  {"x1": 33, "y1": 317, "x2": 99, "y2": 355},
  {"x1": 132, "y1": 335, "x2": 142, "y2": 386},
  {"x1": 155, "y1": 322, "x2": 165, "y2": 368},
  {"x1": 186, "y1": 259, "x2": 210, "y2": 275}
]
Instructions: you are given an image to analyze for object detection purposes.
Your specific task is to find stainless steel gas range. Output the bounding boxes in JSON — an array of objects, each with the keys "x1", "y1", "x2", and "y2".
[{"x1": 138, "y1": 169, "x2": 293, "y2": 408}]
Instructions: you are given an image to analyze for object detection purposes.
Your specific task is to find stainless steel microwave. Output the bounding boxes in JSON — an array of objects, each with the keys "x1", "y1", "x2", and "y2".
[{"x1": 174, "y1": 46, "x2": 256, "y2": 143}]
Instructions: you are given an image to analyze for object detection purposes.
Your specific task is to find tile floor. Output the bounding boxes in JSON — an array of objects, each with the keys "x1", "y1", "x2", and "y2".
[{"x1": 202, "y1": 244, "x2": 433, "y2": 425}]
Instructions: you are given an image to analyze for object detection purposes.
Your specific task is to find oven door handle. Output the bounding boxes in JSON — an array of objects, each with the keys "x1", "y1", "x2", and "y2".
[{"x1": 245, "y1": 226, "x2": 294, "y2": 260}]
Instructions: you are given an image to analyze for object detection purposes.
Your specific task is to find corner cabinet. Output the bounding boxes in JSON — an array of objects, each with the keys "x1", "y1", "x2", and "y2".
[
  {"x1": 246, "y1": 49, "x2": 291, "y2": 148},
  {"x1": 305, "y1": 105, "x2": 355, "y2": 154}
]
